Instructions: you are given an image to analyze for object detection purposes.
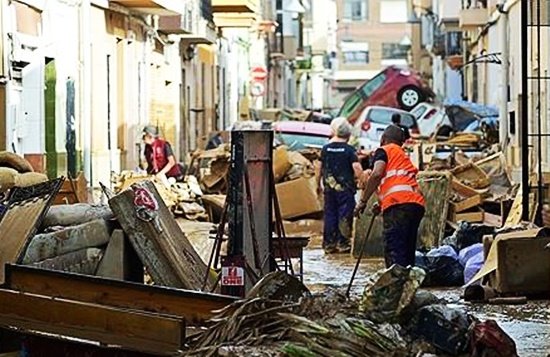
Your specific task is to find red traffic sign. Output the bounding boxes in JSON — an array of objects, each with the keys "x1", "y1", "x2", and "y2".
[{"x1": 251, "y1": 66, "x2": 268, "y2": 80}]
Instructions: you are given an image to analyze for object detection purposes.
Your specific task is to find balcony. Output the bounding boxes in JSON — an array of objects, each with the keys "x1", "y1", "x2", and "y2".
[
  {"x1": 180, "y1": 17, "x2": 217, "y2": 44},
  {"x1": 459, "y1": 8, "x2": 488, "y2": 29},
  {"x1": 214, "y1": 13, "x2": 257, "y2": 28},
  {"x1": 110, "y1": 0, "x2": 185, "y2": 15},
  {"x1": 212, "y1": 0, "x2": 258, "y2": 14}
]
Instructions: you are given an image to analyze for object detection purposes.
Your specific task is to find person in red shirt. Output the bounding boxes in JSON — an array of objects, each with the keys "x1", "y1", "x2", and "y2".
[
  {"x1": 355, "y1": 125, "x2": 425, "y2": 268},
  {"x1": 142, "y1": 126, "x2": 182, "y2": 180}
]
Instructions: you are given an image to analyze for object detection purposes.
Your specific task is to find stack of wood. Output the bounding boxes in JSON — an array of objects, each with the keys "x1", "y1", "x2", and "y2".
[
  {"x1": 448, "y1": 163, "x2": 490, "y2": 224},
  {"x1": 113, "y1": 171, "x2": 207, "y2": 221},
  {"x1": 0, "y1": 152, "x2": 48, "y2": 194}
]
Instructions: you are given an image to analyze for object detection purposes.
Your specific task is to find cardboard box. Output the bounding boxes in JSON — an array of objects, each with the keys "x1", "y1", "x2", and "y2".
[
  {"x1": 492, "y1": 235, "x2": 550, "y2": 294},
  {"x1": 470, "y1": 228, "x2": 550, "y2": 295},
  {"x1": 276, "y1": 177, "x2": 322, "y2": 219}
]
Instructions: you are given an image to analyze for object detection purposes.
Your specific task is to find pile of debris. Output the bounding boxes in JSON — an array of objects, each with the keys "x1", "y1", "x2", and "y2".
[
  {"x1": 112, "y1": 170, "x2": 207, "y2": 220},
  {"x1": 186, "y1": 267, "x2": 518, "y2": 357}
]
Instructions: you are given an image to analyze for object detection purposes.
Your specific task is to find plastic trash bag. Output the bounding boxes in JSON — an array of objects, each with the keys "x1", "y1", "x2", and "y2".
[
  {"x1": 471, "y1": 320, "x2": 518, "y2": 357},
  {"x1": 458, "y1": 243, "x2": 484, "y2": 267},
  {"x1": 415, "y1": 250, "x2": 464, "y2": 287},
  {"x1": 464, "y1": 251, "x2": 484, "y2": 284},
  {"x1": 359, "y1": 264, "x2": 425, "y2": 323},
  {"x1": 426, "y1": 245, "x2": 458, "y2": 260},
  {"x1": 411, "y1": 304, "x2": 475, "y2": 356},
  {"x1": 441, "y1": 221, "x2": 495, "y2": 251}
]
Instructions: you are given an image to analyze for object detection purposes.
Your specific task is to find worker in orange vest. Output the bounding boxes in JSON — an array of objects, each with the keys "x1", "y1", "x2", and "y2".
[{"x1": 355, "y1": 125, "x2": 425, "y2": 268}]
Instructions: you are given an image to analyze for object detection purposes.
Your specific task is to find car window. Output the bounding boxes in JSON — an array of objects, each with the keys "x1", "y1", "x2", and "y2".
[
  {"x1": 367, "y1": 108, "x2": 395, "y2": 125},
  {"x1": 338, "y1": 72, "x2": 387, "y2": 117},
  {"x1": 361, "y1": 72, "x2": 386, "y2": 97},
  {"x1": 275, "y1": 133, "x2": 329, "y2": 151},
  {"x1": 411, "y1": 105, "x2": 428, "y2": 118},
  {"x1": 401, "y1": 114, "x2": 417, "y2": 128},
  {"x1": 367, "y1": 108, "x2": 416, "y2": 128}
]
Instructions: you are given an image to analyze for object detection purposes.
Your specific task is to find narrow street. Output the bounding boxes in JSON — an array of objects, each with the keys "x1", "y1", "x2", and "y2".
[{"x1": 0, "y1": 0, "x2": 550, "y2": 356}]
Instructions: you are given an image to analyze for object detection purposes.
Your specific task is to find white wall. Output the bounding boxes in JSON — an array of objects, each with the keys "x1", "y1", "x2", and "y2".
[{"x1": 445, "y1": 67, "x2": 462, "y2": 101}]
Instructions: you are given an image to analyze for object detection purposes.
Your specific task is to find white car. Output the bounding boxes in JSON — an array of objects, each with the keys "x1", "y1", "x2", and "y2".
[
  {"x1": 351, "y1": 106, "x2": 419, "y2": 151},
  {"x1": 410, "y1": 103, "x2": 453, "y2": 137}
]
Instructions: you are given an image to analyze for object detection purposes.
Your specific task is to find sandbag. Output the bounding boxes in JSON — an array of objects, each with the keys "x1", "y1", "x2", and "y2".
[
  {"x1": 0, "y1": 151, "x2": 33, "y2": 173},
  {"x1": 14, "y1": 172, "x2": 48, "y2": 188},
  {"x1": 459, "y1": 243, "x2": 483, "y2": 267},
  {"x1": 0, "y1": 167, "x2": 18, "y2": 193},
  {"x1": 411, "y1": 304, "x2": 474, "y2": 356},
  {"x1": 42, "y1": 204, "x2": 113, "y2": 228},
  {"x1": 464, "y1": 251, "x2": 484, "y2": 284}
]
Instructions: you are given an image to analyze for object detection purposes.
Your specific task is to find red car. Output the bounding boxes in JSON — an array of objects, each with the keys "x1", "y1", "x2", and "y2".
[{"x1": 338, "y1": 66, "x2": 435, "y2": 124}]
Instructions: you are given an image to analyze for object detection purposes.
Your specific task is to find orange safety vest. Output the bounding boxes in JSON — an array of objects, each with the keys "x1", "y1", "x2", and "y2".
[{"x1": 377, "y1": 143, "x2": 425, "y2": 211}]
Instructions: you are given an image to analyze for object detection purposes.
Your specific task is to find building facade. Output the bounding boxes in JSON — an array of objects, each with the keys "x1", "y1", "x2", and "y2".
[
  {"x1": 0, "y1": 0, "x2": 262, "y2": 194},
  {"x1": 333, "y1": 0, "x2": 415, "y2": 103}
]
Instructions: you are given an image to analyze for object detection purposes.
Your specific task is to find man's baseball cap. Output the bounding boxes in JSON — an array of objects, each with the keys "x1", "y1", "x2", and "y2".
[{"x1": 142, "y1": 125, "x2": 159, "y2": 137}]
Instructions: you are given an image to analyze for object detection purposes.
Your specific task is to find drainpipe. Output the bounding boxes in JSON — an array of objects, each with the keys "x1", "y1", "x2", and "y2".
[
  {"x1": 498, "y1": 2, "x2": 509, "y2": 149},
  {"x1": 80, "y1": 0, "x2": 92, "y2": 187}
]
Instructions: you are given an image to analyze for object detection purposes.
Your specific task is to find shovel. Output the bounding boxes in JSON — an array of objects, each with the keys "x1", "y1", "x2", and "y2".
[{"x1": 346, "y1": 208, "x2": 379, "y2": 298}]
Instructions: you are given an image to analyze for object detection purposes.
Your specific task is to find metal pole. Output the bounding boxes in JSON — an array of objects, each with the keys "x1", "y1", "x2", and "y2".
[
  {"x1": 498, "y1": 3, "x2": 509, "y2": 148},
  {"x1": 521, "y1": 0, "x2": 530, "y2": 221},
  {"x1": 536, "y1": 0, "x2": 543, "y2": 221}
]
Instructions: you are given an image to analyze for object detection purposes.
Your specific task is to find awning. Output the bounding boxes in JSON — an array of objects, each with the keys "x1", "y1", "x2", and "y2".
[
  {"x1": 212, "y1": 0, "x2": 258, "y2": 14},
  {"x1": 110, "y1": 0, "x2": 185, "y2": 15}
]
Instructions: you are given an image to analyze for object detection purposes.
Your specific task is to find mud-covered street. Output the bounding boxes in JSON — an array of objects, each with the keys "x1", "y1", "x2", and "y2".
[{"x1": 303, "y1": 237, "x2": 550, "y2": 357}]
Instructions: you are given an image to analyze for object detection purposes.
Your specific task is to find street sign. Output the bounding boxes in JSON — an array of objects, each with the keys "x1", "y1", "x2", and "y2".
[
  {"x1": 250, "y1": 80, "x2": 265, "y2": 97},
  {"x1": 221, "y1": 266, "x2": 244, "y2": 286},
  {"x1": 250, "y1": 66, "x2": 268, "y2": 80}
]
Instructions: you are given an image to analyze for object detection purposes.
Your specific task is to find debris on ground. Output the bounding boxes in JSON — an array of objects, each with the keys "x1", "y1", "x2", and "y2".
[
  {"x1": 113, "y1": 170, "x2": 208, "y2": 220},
  {"x1": 186, "y1": 268, "x2": 516, "y2": 357}
]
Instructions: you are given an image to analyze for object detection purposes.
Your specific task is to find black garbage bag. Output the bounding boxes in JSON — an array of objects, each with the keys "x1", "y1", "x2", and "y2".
[
  {"x1": 441, "y1": 221, "x2": 496, "y2": 251},
  {"x1": 415, "y1": 252, "x2": 464, "y2": 287},
  {"x1": 411, "y1": 304, "x2": 476, "y2": 356}
]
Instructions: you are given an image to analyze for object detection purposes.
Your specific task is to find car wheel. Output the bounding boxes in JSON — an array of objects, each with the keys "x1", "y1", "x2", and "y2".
[{"x1": 397, "y1": 85, "x2": 425, "y2": 111}]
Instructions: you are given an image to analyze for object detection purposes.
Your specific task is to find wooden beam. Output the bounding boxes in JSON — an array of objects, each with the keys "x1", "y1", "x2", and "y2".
[
  {"x1": 0, "y1": 288, "x2": 185, "y2": 355},
  {"x1": 109, "y1": 181, "x2": 215, "y2": 290},
  {"x1": 4, "y1": 264, "x2": 236, "y2": 325}
]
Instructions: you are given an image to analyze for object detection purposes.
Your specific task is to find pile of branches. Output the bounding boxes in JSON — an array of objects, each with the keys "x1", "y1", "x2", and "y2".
[{"x1": 185, "y1": 295, "x2": 408, "y2": 357}]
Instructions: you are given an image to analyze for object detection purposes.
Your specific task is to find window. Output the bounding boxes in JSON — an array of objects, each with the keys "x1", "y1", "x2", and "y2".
[
  {"x1": 343, "y1": 0, "x2": 367, "y2": 22},
  {"x1": 380, "y1": 0, "x2": 407, "y2": 23},
  {"x1": 382, "y1": 43, "x2": 410, "y2": 60},
  {"x1": 338, "y1": 72, "x2": 387, "y2": 117},
  {"x1": 343, "y1": 51, "x2": 369, "y2": 64},
  {"x1": 341, "y1": 42, "x2": 369, "y2": 64},
  {"x1": 367, "y1": 108, "x2": 416, "y2": 128}
]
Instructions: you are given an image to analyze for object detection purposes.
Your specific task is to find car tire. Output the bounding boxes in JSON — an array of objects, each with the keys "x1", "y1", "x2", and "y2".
[{"x1": 397, "y1": 85, "x2": 425, "y2": 111}]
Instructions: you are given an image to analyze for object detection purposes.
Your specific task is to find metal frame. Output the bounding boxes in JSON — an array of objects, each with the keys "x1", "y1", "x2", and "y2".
[{"x1": 521, "y1": 0, "x2": 547, "y2": 222}]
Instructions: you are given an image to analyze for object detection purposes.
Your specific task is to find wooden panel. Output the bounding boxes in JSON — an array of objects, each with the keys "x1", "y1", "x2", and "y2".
[
  {"x1": 109, "y1": 181, "x2": 215, "y2": 290},
  {"x1": 0, "y1": 179, "x2": 63, "y2": 283},
  {"x1": 450, "y1": 194, "x2": 482, "y2": 213},
  {"x1": 449, "y1": 208, "x2": 484, "y2": 223},
  {"x1": 0, "y1": 288, "x2": 184, "y2": 355},
  {"x1": 4, "y1": 264, "x2": 236, "y2": 325}
]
